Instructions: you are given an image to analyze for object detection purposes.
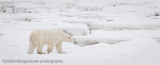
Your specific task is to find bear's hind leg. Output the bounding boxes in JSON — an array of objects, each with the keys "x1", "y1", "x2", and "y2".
[
  {"x1": 37, "y1": 44, "x2": 45, "y2": 54},
  {"x1": 28, "y1": 43, "x2": 35, "y2": 54}
]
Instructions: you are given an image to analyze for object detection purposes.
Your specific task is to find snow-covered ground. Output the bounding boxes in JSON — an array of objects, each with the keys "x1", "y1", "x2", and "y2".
[{"x1": 0, "y1": 0, "x2": 160, "y2": 65}]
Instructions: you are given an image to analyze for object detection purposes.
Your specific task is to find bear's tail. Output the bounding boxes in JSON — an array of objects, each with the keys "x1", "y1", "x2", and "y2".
[
  {"x1": 29, "y1": 33, "x2": 33, "y2": 44},
  {"x1": 28, "y1": 32, "x2": 35, "y2": 54}
]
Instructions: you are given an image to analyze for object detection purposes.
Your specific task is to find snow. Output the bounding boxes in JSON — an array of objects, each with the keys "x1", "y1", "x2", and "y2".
[
  {"x1": 1, "y1": 38, "x2": 160, "y2": 65},
  {"x1": 0, "y1": 0, "x2": 160, "y2": 65}
]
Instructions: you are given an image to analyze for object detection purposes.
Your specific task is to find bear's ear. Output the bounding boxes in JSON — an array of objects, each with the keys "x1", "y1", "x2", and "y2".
[
  {"x1": 62, "y1": 30, "x2": 67, "y2": 33},
  {"x1": 69, "y1": 33, "x2": 72, "y2": 36},
  {"x1": 62, "y1": 30, "x2": 72, "y2": 36}
]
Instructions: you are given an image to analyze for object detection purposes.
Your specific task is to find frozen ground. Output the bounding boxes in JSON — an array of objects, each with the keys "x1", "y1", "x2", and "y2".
[{"x1": 0, "y1": 0, "x2": 160, "y2": 65}]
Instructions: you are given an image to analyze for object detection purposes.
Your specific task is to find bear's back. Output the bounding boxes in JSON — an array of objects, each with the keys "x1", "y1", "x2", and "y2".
[
  {"x1": 33, "y1": 29, "x2": 62, "y2": 35},
  {"x1": 31, "y1": 29, "x2": 62, "y2": 40}
]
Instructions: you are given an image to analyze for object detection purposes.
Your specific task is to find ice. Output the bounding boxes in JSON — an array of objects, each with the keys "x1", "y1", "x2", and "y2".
[
  {"x1": 74, "y1": 30, "x2": 160, "y2": 46},
  {"x1": 57, "y1": 22, "x2": 89, "y2": 36},
  {"x1": 90, "y1": 21, "x2": 160, "y2": 30}
]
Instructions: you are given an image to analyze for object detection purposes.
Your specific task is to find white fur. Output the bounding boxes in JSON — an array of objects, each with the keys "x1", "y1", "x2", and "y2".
[{"x1": 28, "y1": 29, "x2": 74, "y2": 54}]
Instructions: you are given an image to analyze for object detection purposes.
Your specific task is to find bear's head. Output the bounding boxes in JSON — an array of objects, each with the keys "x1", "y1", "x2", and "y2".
[{"x1": 60, "y1": 30, "x2": 77, "y2": 44}]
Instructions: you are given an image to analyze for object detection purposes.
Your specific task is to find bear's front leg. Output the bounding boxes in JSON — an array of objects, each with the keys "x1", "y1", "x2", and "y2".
[
  {"x1": 47, "y1": 43, "x2": 54, "y2": 54},
  {"x1": 56, "y1": 42, "x2": 65, "y2": 54},
  {"x1": 37, "y1": 44, "x2": 45, "y2": 54}
]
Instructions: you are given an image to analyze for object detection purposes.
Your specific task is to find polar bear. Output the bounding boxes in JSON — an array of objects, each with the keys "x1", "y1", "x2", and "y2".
[{"x1": 28, "y1": 29, "x2": 77, "y2": 54}]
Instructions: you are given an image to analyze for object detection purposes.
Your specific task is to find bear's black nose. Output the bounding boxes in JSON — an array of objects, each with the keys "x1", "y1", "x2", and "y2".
[{"x1": 74, "y1": 41, "x2": 77, "y2": 44}]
